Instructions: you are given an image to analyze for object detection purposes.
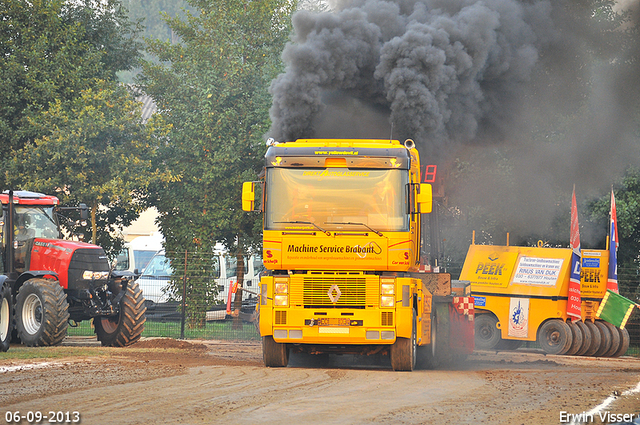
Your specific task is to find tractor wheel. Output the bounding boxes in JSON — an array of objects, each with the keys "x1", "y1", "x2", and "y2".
[
  {"x1": 601, "y1": 322, "x2": 621, "y2": 357},
  {"x1": 593, "y1": 321, "x2": 612, "y2": 357},
  {"x1": 583, "y1": 321, "x2": 601, "y2": 356},
  {"x1": 474, "y1": 314, "x2": 501, "y2": 350},
  {"x1": 611, "y1": 328, "x2": 630, "y2": 358},
  {"x1": 15, "y1": 279, "x2": 69, "y2": 346},
  {"x1": 565, "y1": 321, "x2": 583, "y2": 356},
  {"x1": 391, "y1": 309, "x2": 417, "y2": 371},
  {"x1": 263, "y1": 335, "x2": 289, "y2": 367},
  {"x1": 0, "y1": 281, "x2": 12, "y2": 352},
  {"x1": 95, "y1": 281, "x2": 146, "y2": 347},
  {"x1": 537, "y1": 319, "x2": 572, "y2": 355},
  {"x1": 574, "y1": 321, "x2": 591, "y2": 356}
]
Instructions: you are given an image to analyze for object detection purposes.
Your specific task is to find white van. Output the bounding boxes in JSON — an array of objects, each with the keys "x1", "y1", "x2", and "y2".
[
  {"x1": 136, "y1": 247, "x2": 263, "y2": 306},
  {"x1": 114, "y1": 233, "x2": 163, "y2": 276}
]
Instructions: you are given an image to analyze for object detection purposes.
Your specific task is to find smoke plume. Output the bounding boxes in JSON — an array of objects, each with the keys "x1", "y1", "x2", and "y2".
[{"x1": 268, "y1": 0, "x2": 640, "y2": 244}]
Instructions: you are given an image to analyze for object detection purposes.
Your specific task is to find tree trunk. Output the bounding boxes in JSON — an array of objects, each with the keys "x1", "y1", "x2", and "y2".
[
  {"x1": 91, "y1": 201, "x2": 98, "y2": 245},
  {"x1": 232, "y1": 249, "x2": 245, "y2": 330}
]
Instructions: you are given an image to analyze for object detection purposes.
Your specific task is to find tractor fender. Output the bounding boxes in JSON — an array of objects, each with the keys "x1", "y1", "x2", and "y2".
[{"x1": 15, "y1": 271, "x2": 59, "y2": 292}]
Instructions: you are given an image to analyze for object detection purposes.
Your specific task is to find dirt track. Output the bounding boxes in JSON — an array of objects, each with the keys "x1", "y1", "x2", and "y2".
[{"x1": 2, "y1": 338, "x2": 640, "y2": 425}]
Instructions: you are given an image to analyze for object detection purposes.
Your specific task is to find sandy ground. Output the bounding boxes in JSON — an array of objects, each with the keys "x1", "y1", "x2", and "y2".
[{"x1": 1, "y1": 338, "x2": 640, "y2": 425}]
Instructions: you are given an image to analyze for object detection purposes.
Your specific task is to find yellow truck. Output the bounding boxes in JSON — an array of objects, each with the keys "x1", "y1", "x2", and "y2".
[
  {"x1": 242, "y1": 138, "x2": 474, "y2": 371},
  {"x1": 460, "y1": 241, "x2": 630, "y2": 357}
]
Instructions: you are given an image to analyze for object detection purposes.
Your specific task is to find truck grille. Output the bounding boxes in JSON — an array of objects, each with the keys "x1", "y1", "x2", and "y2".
[{"x1": 290, "y1": 273, "x2": 379, "y2": 308}]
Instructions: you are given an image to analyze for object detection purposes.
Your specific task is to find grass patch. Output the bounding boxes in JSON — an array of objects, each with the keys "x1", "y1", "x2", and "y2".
[
  {"x1": 67, "y1": 319, "x2": 261, "y2": 341},
  {"x1": 0, "y1": 346, "x2": 114, "y2": 361}
]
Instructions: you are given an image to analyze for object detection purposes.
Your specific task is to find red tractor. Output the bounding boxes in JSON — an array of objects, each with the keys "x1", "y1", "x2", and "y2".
[{"x1": 0, "y1": 190, "x2": 146, "y2": 351}]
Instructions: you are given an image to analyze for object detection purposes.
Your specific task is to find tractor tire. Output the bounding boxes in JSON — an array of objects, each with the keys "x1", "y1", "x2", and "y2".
[
  {"x1": 583, "y1": 321, "x2": 601, "y2": 356},
  {"x1": 565, "y1": 321, "x2": 583, "y2": 356},
  {"x1": 474, "y1": 314, "x2": 501, "y2": 350},
  {"x1": 611, "y1": 328, "x2": 630, "y2": 358},
  {"x1": 391, "y1": 309, "x2": 417, "y2": 371},
  {"x1": 601, "y1": 321, "x2": 621, "y2": 357},
  {"x1": 15, "y1": 279, "x2": 69, "y2": 346},
  {"x1": 0, "y1": 281, "x2": 12, "y2": 352},
  {"x1": 574, "y1": 321, "x2": 591, "y2": 356},
  {"x1": 537, "y1": 319, "x2": 572, "y2": 355},
  {"x1": 593, "y1": 321, "x2": 612, "y2": 357},
  {"x1": 263, "y1": 335, "x2": 289, "y2": 367},
  {"x1": 94, "y1": 280, "x2": 146, "y2": 347}
]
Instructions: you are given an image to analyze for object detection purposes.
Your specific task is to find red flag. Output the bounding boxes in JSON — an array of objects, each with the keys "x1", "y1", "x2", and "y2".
[
  {"x1": 607, "y1": 189, "x2": 619, "y2": 293},
  {"x1": 567, "y1": 187, "x2": 582, "y2": 321}
]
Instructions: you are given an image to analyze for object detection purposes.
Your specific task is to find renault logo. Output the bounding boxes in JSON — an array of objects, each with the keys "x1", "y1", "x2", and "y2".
[{"x1": 327, "y1": 284, "x2": 341, "y2": 303}]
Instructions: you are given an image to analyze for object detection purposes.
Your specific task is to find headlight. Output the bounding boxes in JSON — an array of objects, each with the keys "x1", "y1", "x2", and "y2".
[
  {"x1": 380, "y1": 295, "x2": 395, "y2": 307},
  {"x1": 83, "y1": 271, "x2": 109, "y2": 280},
  {"x1": 274, "y1": 283, "x2": 288, "y2": 294},
  {"x1": 274, "y1": 294, "x2": 288, "y2": 306},
  {"x1": 381, "y1": 283, "x2": 395, "y2": 295}
]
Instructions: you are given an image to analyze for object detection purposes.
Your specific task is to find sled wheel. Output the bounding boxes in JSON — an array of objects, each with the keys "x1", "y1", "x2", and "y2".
[
  {"x1": 583, "y1": 321, "x2": 601, "y2": 356},
  {"x1": 611, "y1": 328, "x2": 630, "y2": 358},
  {"x1": 593, "y1": 321, "x2": 612, "y2": 357},
  {"x1": 474, "y1": 314, "x2": 501, "y2": 350},
  {"x1": 601, "y1": 321, "x2": 621, "y2": 357},
  {"x1": 537, "y1": 319, "x2": 572, "y2": 355},
  {"x1": 574, "y1": 321, "x2": 591, "y2": 356},
  {"x1": 565, "y1": 321, "x2": 583, "y2": 355}
]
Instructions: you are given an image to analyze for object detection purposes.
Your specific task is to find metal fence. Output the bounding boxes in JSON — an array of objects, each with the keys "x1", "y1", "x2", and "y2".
[{"x1": 67, "y1": 256, "x2": 640, "y2": 355}]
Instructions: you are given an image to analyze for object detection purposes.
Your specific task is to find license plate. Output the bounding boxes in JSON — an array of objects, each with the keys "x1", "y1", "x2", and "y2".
[{"x1": 305, "y1": 318, "x2": 363, "y2": 326}]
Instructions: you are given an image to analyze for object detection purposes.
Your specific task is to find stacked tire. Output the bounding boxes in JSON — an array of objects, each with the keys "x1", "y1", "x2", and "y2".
[{"x1": 536, "y1": 319, "x2": 630, "y2": 358}]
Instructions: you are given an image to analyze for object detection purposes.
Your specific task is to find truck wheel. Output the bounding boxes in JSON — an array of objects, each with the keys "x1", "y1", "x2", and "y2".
[
  {"x1": 593, "y1": 321, "x2": 613, "y2": 357},
  {"x1": 0, "y1": 281, "x2": 12, "y2": 352},
  {"x1": 94, "y1": 281, "x2": 146, "y2": 347},
  {"x1": 611, "y1": 328, "x2": 630, "y2": 358},
  {"x1": 565, "y1": 321, "x2": 583, "y2": 356},
  {"x1": 263, "y1": 335, "x2": 289, "y2": 367},
  {"x1": 474, "y1": 314, "x2": 501, "y2": 350},
  {"x1": 583, "y1": 321, "x2": 601, "y2": 356},
  {"x1": 390, "y1": 309, "x2": 416, "y2": 371},
  {"x1": 537, "y1": 319, "x2": 572, "y2": 355},
  {"x1": 574, "y1": 321, "x2": 591, "y2": 356},
  {"x1": 15, "y1": 279, "x2": 69, "y2": 346}
]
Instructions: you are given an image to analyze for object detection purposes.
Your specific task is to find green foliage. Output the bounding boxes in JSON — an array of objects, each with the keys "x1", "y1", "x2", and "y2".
[
  {"x1": 139, "y1": 0, "x2": 296, "y2": 257},
  {"x1": 6, "y1": 81, "x2": 172, "y2": 257},
  {"x1": 0, "y1": 0, "x2": 143, "y2": 184}
]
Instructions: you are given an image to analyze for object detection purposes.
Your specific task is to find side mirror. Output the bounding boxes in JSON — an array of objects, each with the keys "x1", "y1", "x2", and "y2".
[
  {"x1": 79, "y1": 203, "x2": 89, "y2": 220},
  {"x1": 416, "y1": 183, "x2": 432, "y2": 213},
  {"x1": 242, "y1": 182, "x2": 255, "y2": 212}
]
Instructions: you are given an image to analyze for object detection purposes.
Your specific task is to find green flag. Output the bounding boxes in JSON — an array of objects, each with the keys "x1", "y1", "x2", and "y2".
[{"x1": 596, "y1": 289, "x2": 638, "y2": 329}]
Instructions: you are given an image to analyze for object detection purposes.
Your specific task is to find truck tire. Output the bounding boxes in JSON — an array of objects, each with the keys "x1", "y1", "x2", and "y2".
[
  {"x1": 263, "y1": 335, "x2": 289, "y2": 367},
  {"x1": 601, "y1": 322, "x2": 621, "y2": 357},
  {"x1": 565, "y1": 321, "x2": 583, "y2": 355},
  {"x1": 574, "y1": 321, "x2": 591, "y2": 356},
  {"x1": 94, "y1": 281, "x2": 146, "y2": 347},
  {"x1": 15, "y1": 279, "x2": 69, "y2": 346},
  {"x1": 474, "y1": 314, "x2": 501, "y2": 350},
  {"x1": 390, "y1": 309, "x2": 416, "y2": 371},
  {"x1": 537, "y1": 319, "x2": 572, "y2": 355},
  {"x1": 583, "y1": 321, "x2": 601, "y2": 356},
  {"x1": 611, "y1": 328, "x2": 630, "y2": 358},
  {"x1": 0, "y1": 281, "x2": 12, "y2": 352},
  {"x1": 593, "y1": 321, "x2": 613, "y2": 357}
]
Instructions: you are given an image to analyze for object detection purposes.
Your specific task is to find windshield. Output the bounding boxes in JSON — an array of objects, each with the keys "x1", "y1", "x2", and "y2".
[
  {"x1": 142, "y1": 254, "x2": 173, "y2": 278},
  {"x1": 15, "y1": 206, "x2": 60, "y2": 240},
  {"x1": 265, "y1": 168, "x2": 409, "y2": 232}
]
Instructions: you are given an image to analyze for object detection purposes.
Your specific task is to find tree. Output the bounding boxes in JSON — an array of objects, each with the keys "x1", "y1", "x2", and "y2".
[
  {"x1": 0, "y1": 0, "x2": 144, "y2": 188},
  {"x1": 6, "y1": 81, "x2": 173, "y2": 257},
  {"x1": 139, "y1": 0, "x2": 296, "y2": 326}
]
